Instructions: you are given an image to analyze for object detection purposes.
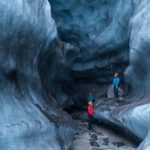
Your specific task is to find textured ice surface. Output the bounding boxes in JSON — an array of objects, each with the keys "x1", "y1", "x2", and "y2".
[
  {"x1": 1, "y1": 0, "x2": 150, "y2": 150},
  {"x1": 0, "y1": 0, "x2": 75, "y2": 149},
  {"x1": 49, "y1": 0, "x2": 132, "y2": 98}
]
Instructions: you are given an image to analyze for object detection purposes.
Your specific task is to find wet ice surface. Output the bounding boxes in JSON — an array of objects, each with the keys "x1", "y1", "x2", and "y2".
[{"x1": 70, "y1": 112, "x2": 136, "y2": 150}]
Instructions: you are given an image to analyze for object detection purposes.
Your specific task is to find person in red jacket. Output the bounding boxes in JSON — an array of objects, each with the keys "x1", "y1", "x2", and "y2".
[{"x1": 88, "y1": 101, "x2": 94, "y2": 130}]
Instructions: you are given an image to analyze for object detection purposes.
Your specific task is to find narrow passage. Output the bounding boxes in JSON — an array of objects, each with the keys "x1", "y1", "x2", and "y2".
[{"x1": 70, "y1": 111, "x2": 137, "y2": 150}]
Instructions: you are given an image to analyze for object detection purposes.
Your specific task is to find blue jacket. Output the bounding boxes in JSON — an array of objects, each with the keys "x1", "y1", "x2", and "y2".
[{"x1": 113, "y1": 76, "x2": 120, "y2": 88}]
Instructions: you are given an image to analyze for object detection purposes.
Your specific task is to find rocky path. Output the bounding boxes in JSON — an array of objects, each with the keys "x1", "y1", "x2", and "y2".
[{"x1": 70, "y1": 111, "x2": 136, "y2": 150}]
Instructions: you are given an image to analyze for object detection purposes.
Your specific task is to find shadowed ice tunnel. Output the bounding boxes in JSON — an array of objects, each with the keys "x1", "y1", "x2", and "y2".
[{"x1": 1, "y1": 0, "x2": 150, "y2": 150}]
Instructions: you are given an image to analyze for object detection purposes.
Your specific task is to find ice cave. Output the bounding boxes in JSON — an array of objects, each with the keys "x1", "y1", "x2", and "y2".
[{"x1": 0, "y1": 0, "x2": 150, "y2": 150}]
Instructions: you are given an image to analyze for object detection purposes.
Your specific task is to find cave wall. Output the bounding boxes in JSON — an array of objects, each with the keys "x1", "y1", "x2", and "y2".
[
  {"x1": 49, "y1": 0, "x2": 150, "y2": 149},
  {"x1": 48, "y1": 0, "x2": 150, "y2": 104},
  {"x1": 48, "y1": 0, "x2": 134, "y2": 104},
  {"x1": 126, "y1": 0, "x2": 150, "y2": 93},
  {"x1": 122, "y1": 0, "x2": 150, "y2": 149},
  {"x1": 39, "y1": 39, "x2": 79, "y2": 107},
  {"x1": 50, "y1": 0, "x2": 132, "y2": 73},
  {"x1": 0, "y1": 0, "x2": 75, "y2": 149},
  {"x1": 1, "y1": 0, "x2": 150, "y2": 149},
  {"x1": 91, "y1": 1, "x2": 150, "y2": 149}
]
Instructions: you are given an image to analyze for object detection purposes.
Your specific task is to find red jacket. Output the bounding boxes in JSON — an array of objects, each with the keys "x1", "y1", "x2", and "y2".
[{"x1": 88, "y1": 105, "x2": 94, "y2": 116}]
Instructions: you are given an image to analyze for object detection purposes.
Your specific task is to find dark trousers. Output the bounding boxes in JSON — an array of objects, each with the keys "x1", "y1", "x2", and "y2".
[
  {"x1": 88, "y1": 115, "x2": 93, "y2": 130},
  {"x1": 114, "y1": 87, "x2": 118, "y2": 98}
]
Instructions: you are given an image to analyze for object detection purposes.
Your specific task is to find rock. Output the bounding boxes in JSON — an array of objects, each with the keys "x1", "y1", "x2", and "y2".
[
  {"x1": 107, "y1": 84, "x2": 124, "y2": 98},
  {"x1": 92, "y1": 148, "x2": 104, "y2": 150},
  {"x1": 75, "y1": 132, "x2": 79, "y2": 136},
  {"x1": 90, "y1": 141, "x2": 100, "y2": 147},
  {"x1": 102, "y1": 138, "x2": 109, "y2": 145},
  {"x1": 112, "y1": 141, "x2": 126, "y2": 147},
  {"x1": 90, "y1": 138, "x2": 96, "y2": 143},
  {"x1": 117, "y1": 97, "x2": 124, "y2": 102},
  {"x1": 91, "y1": 134, "x2": 98, "y2": 141},
  {"x1": 0, "y1": 0, "x2": 76, "y2": 149}
]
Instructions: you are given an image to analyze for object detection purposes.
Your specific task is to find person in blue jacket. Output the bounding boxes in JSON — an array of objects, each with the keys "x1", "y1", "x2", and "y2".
[{"x1": 113, "y1": 72, "x2": 120, "y2": 98}]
